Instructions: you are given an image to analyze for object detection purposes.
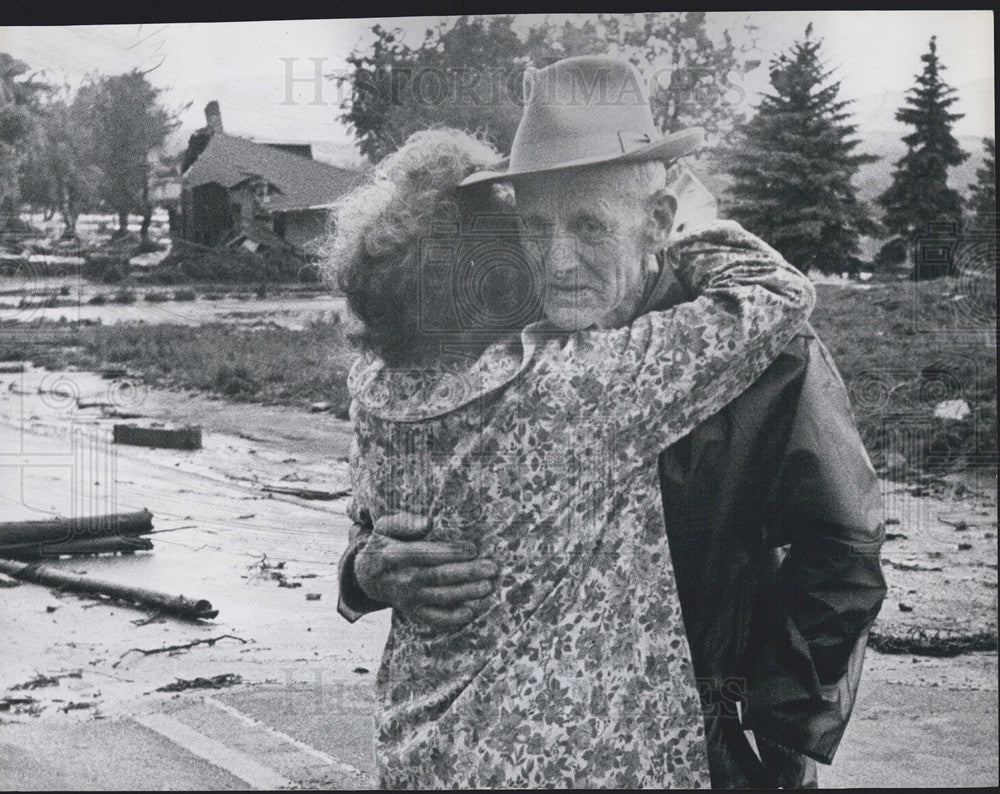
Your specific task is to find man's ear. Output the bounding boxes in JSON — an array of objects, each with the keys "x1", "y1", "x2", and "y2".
[{"x1": 647, "y1": 189, "x2": 678, "y2": 246}]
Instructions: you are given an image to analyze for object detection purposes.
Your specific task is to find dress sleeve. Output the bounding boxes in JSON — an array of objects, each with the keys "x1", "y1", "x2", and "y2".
[{"x1": 531, "y1": 221, "x2": 816, "y2": 459}]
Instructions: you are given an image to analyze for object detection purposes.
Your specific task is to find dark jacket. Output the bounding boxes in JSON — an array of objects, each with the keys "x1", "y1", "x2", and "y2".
[
  {"x1": 338, "y1": 270, "x2": 887, "y2": 788},
  {"x1": 655, "y1": 324, "x2": 886, "y2": 787}
]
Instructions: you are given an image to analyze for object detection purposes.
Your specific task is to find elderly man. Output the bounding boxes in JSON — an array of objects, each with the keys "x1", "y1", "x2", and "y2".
[{"x1": 337, "y1": 56, "x2": 886, "y2": 788}]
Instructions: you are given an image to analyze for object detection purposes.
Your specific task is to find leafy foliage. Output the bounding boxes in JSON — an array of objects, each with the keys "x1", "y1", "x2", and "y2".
[
  {"x1": 722, "y1": 25, "x2": 878, "y2": 274},
  {"x1": 0, "y1": 52, "x2": 51, "y2": 229},
  {"x1": 18, "y1": 88, "x2": 100, "y2": 236},
  {"x1": 73, "y1": 70, "x2": 181, "y2": 236},
  {"x1": 337, "y1": 14, "x2": 760, "y2": 164}
]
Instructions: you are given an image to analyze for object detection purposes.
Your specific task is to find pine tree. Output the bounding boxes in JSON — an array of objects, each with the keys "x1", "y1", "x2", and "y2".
[
  {"x1": 878, "y1": 36, "x2": 968, "y2": 276},
  {"x1": 723, "y1": 25, "x2": 878, "y2": 275},
  {"x1": 967, "y1": 137, "x2": 996, "y2": 225}
]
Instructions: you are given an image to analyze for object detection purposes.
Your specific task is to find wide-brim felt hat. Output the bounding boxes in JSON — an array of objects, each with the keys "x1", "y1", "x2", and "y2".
[{"x1": 460, "y1": 55, "x2": 705, "y2": 187}]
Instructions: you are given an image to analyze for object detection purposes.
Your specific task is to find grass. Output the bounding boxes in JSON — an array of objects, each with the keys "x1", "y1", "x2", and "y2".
[
  {"x1": 4, "y1": 319, "x2": 356, "y2": 419},
  {"x1": 810, "y1": 276, "x2": 996, "y2": 477},
  {"x1": 3, "y1": 274, "x2": 995, "y2": 476}
]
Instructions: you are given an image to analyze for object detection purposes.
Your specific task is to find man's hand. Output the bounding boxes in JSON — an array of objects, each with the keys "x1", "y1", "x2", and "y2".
[{"x1": 354, "y1": 512, "x2": 499, "y2": 630}]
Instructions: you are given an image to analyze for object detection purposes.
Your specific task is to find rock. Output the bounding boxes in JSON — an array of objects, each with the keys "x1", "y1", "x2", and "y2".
[
  {"x1": 958, "y1": 543, "x2": 973, "y2": 550},
  {"x1": 309, "y1": 402, "x2": 331, "y2": 413},
  {"x1": 898, "y1": 603, "x2": 914, "y2": 612},
  {"x1": 885, "y1": 517, "x2": 901, "y2": 525},
  {"x1": 933, "y1": 399, "x2": 971, "y2": 421},
  {"x1": 305, "y1": 593, "x2": 321, "y2": 601}
]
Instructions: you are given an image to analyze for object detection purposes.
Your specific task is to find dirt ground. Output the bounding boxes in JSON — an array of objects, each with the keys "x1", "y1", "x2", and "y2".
[{"x1": 1, "y1": 364, "x2": 996, "y2": 788}]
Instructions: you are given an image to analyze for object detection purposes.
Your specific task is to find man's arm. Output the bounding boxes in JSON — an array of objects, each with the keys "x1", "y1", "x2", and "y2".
[
  {"x1": 337, "y1": 512, "x2": 499, "y2": 628},
  {"x1": 743, "y1": 331, "x2": 888, "y2": 764}
]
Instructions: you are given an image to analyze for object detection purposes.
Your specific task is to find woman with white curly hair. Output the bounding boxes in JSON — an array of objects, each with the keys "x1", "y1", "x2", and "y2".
[{"x1": 330, "y1": 127, "x2": 815, "y2": 788}]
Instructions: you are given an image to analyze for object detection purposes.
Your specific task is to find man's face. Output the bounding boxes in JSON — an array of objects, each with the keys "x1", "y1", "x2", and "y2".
[{"x1": 514, "y1": 164, "x2": 654, "y2": 330}]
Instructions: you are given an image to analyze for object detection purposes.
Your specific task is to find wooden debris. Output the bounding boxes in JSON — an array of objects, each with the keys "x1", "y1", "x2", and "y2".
[
  {"x1": 155, "y1": 673, "x2": 242, "y2": 693},
  {"x1": 7, "y1": 536, "x2": 154, "y2": 560},
  {"x1": 113, "y1": 424, "x2": 202, "y2": 450},
  {"x1": 869, "y1": 628, "x2": 997, "y2": 657},
  {"x1": 261, "y1": 484, "x2": 350, "y2": 501},
  {"x1": 76, "y1": 398, "x2": 114, "y2": 409},
  {"x1": 0, "y1": 509, "x2": 153, "y2": 548},
  {"x1": 114, "y1": 635, "x2": 247, "y2": 667},
  {"x1": 0, "y1": 558, "x2": 219, "y2": 622}
]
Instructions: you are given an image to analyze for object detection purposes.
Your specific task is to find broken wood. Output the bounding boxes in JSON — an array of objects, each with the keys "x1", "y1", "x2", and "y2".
[
  {"x1": 155, "y1": 673, "x2": 242, "y2": 692},
  {"x1": 113, "y1": 424, "x2": 202, "y2": 450},
  {"x1": 3, "y1": 535, "x2": 154, "y2": 560},
  {"x1": 0, "y1": 509, "x2": 153, "y2": 547},
  {"x1": 0, "y1": 558, "x2": 219, "y2": 621},
  {"x1": 114, "y1": 635, "x2": 247, "y2": 667},
  {"x1": 76, "y1": 398, "x2": 114, "y2": 409},
  {"x1": 261, "y1": 484, "x2": 350, "y2": 501}
]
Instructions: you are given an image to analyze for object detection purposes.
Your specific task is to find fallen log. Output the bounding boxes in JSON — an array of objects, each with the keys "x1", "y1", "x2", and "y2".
[
  {"x1": 0, "y1": 509, "x2": 153, "y2": 547},
  {"x1": 261, "y1": 484, "x2": 351, "y2": 501},
  {"x1": 76, "y1": 398, "x2": 115, "y2": 409},
  {"x1": 2, "y1": 535, "x2": 154, "y2": 560},
  {"x1": 0, "y1": 558, "x2": 219, "y2": 620},
  {"x1": 113, "y1": 424, "x2": 202, "y2": 450}
]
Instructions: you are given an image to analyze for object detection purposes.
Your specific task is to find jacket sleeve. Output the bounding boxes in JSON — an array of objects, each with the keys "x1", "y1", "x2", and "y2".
[
  {"x1": 742, "y1": 330, "x2": 888, "y2": 763},
  {"x1": 336, "y1": 507, "x2": 390, "y2": 622}
]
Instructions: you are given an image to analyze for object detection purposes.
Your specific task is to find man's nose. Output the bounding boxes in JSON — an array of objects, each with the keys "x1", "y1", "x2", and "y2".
[{"x1": 547, "y1": 235, "x2": 578, "y2": 280}]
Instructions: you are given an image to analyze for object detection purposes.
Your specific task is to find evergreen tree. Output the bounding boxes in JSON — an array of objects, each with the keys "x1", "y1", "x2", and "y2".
[
  {"x1": 878, "y1": 36, "x2": 968, "y2": 276},
  {"x1": 967, "y1": 137, "x2": 995, "y2": 225},
  {"x1": 723, "y1": 24, "x2": 878, "y2": 274}
]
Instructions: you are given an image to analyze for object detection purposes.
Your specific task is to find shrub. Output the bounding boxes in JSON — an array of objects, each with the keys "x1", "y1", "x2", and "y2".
[
  {"x1": 875, "y1": 237, "x2": 908, "y2": 269},
  {"x1": 144, "y1": 291, "x2": 169, "y2": 303},
  {"x1": 173, "y1": 288, "x2": 196, "y2": 301},
  {"x1": 213, "y1": 365, "x2": 260, "y2": 397},
  {"x1": 112, "y1": 289, "x2": 137, "y2": 304}
]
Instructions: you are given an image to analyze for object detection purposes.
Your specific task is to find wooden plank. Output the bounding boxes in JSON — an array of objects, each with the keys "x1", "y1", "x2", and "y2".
[{"x1": 113, "y1": 424, "x2": 202, "y2": 450}]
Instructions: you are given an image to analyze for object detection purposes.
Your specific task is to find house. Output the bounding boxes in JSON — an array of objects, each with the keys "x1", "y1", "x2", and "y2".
[{"x1": 179, "y1": 102, "x2": 360, "y2": 255}]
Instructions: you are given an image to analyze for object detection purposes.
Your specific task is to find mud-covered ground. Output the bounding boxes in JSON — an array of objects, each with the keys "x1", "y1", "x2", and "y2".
[{"x1": 0, "y1": 364, "x2": 996, "y2": 787}]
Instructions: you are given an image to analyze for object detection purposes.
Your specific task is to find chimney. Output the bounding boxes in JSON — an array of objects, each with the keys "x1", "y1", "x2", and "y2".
[{"x1": 205, "y1": 101, "x2": 223, "y2": 133}]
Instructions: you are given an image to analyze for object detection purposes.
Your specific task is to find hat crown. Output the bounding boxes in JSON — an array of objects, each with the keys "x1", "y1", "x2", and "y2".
[{"x1": 511, "y1": 56, "x2": 659, "y2": 173}]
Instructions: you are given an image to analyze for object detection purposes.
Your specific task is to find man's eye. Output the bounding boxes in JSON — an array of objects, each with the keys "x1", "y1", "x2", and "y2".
[{"x1": 579, "y1": 218, "x2": 606, "y2": 237}]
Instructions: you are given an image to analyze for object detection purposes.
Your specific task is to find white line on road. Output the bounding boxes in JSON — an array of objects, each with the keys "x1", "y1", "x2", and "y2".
[
  {"x1": 203, "y1": 696, "x2": 373, "y2": 783},
  {"x1": 132, "y1": 711, "x2": 295, "y2": 790}
]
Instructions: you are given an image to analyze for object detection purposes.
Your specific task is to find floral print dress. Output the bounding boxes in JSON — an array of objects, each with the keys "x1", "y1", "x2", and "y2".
[{"x1": 347, "y1": 221, "x2": 815, "y2": 789}]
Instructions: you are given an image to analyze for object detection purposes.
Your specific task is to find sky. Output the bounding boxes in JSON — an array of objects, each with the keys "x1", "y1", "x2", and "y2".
[{"x1": 1, "y1": 11, "x2": 994, "y2": 166}]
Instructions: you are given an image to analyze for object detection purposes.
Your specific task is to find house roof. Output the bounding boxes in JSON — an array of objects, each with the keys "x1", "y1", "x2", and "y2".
[{"x1": 183, "y1": 132, "x2": 361, "y2": 212}]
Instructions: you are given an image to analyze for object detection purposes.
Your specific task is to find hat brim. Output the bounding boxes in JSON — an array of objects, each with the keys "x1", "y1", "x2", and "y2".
[{"x1": 459, "y1": 127, "x2": 704, "y2": 188}]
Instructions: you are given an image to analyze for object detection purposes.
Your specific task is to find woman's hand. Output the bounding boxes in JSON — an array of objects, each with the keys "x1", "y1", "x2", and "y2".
[{"x1": 355, "y1": 512, "x2": 499, "y2": 630}]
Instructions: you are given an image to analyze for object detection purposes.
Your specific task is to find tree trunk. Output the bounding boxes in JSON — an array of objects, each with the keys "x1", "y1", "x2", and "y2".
[
  {"x1": 116, "y1": 209, "x2": 129, "y2": 240},
  {"x1": 140, "y1": 204, "x2": 152, "y2": 242}
]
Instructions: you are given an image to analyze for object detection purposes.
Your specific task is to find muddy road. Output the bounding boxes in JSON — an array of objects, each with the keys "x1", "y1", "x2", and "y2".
[{"x1": 1, "y1": 364, "x2": 996, "y2": 788}]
